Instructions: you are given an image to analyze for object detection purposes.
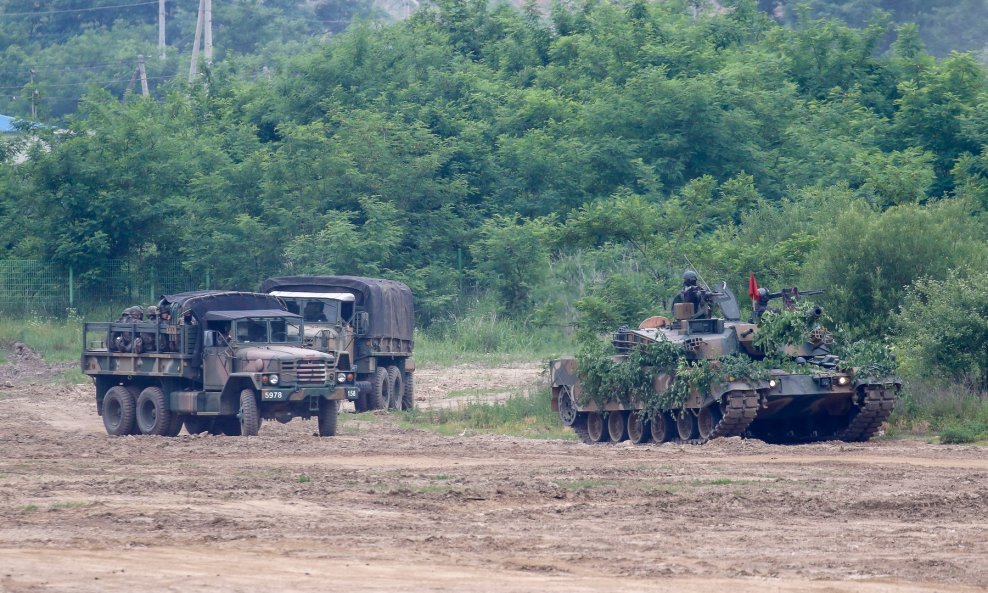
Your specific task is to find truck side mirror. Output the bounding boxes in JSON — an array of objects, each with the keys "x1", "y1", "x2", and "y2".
[
  {"x1": 355, "y1": 311, "x2": 369, "y2": 335},
  {"x1": 203, "y1": 330, "x2": 217, "y2": 348}
]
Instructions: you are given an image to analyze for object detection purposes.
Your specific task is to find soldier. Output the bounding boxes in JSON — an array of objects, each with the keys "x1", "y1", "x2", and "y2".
[
  {"x1": 112, "y1": 306, "x2": 143, "y2": 352},
  {"x1": 678, "y1": 270, "x2": 708, "y2": 318}
]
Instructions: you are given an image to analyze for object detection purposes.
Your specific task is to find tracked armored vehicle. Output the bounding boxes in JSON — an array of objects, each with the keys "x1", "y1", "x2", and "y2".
[{"x1": 550, "y1": 281, "x2": 899, "y2": 445}]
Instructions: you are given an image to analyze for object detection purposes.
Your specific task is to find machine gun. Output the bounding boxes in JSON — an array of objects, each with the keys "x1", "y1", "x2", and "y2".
[{"x1": 752, "y1": 286, "x2": 825, "y2": 321}]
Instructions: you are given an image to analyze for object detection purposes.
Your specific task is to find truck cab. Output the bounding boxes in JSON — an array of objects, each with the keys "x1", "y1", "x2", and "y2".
[{"x1": 261, "y1": 276, "x2": 415, "y2": 412}]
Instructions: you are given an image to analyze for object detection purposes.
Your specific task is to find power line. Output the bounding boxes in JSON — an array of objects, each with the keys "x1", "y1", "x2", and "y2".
[
  {"x1": 0, "y1": 74, "x2": 178, "y2": 91},
  {"x1": 0, "y1": 1, "x2": 159, "y2": 17}
]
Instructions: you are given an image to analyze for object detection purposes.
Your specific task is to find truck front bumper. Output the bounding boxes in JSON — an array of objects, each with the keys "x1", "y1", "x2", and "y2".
[{"x1": 261, "y1": 385, "x2": 358, "y2": 402}]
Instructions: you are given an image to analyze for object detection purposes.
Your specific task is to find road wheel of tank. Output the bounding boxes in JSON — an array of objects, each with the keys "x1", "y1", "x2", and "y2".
[
  {"x1": 586, "y1": 412, "x2": 609, "y2": 443},
  {"x1": 164, "y1": 414, "x2": 184, "y2": 437},
  {"x1": 676, "y1": 410, "x2": 698, "y2": 441},
  {"x1": 102, "y1": 386, "x2": 136, "y2": 436},
  {"x1": 369, "y1": 367, "x2": 391, "y2": 410},
  {"x1": 402, "y1": 372, "x2": 415, "y2": 410},
  {"x1": 387, "y1": 366, "x2": 404, "y2": 410},
  {"x1": 557, "y1": 385, "x2": 579, "y2": 426},
  {"x1": 696, "y1": 405, "x2": 722, "y2": 441},
  {"x1": 136, "y1": 386, "x2": 172, "y2": 436},
  {"x1": 650, "y1": 413, "x2": 674, "y2": 443},
  {"x1": 238, "y1": 389, "x2": 261, "y2": 437},
  {"x1": 184, "y1": 415, "x2": 214, "y2": 435},
  {"x1": 607, "y1": 411, "x2": 628, "y2": 442},
  {"x1": 627, "y1": 412, "x2": 650, "y2": 444},
  {"x1": 318, "y1": 399, "x2": 339, "y2": 437}
]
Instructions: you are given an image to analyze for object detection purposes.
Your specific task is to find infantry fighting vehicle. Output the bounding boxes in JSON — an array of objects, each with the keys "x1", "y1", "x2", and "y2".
[
  {"x1": 550, "y1": 281, "x2": 899, "y2": 444},
  {"x1": 82, "y1": 291, "x2": 358, "y2": 437},
  {"x1": 260, "y1": 276, "x2": 415, "y2": 411}
]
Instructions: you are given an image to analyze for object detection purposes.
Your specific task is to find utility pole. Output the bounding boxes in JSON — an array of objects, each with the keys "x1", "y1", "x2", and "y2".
[
  {"x1": 189, "y1": 0, "x2": 204, "y2": 81},
  {"x1": 29, "y1": 69, "x2": 36, "y2": 119},
  {"x1": 204, "y1": 0, "x2": 213, "y2": 64},
  {"x1": 138, "y1": 55, "x2": 149, "y2": 97},
  {"x1": 158, "y1": 0, "x2": 166, "y2": 60}
]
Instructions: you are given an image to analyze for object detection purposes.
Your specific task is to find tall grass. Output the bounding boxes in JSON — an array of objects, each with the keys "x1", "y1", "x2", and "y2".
[
  {"x1": 887, "y1": 378, "x2": 988, "y2": 443},
  {"x1": 415, "y1": 309, "x2": 574, "y2": 366},
  {"x1": 401, "y1": 385, "x2": 573, "y2": 440},
  {"x1": 0, "y1": 312, "x2": 85, "y2": 364}
]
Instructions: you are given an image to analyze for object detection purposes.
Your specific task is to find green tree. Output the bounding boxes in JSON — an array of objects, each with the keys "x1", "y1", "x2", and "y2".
[
  {"x1": 896, "y1": 271, "x2": 988, "y2": 391},
  {"x1": 469, "y1": 214, "x2": 556, "y2": 311}
]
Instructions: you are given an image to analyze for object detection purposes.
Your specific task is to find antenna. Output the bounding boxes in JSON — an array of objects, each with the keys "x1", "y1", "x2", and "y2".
[{"x1": 683, "y1": 255, "x2": 710, "y2": 290}]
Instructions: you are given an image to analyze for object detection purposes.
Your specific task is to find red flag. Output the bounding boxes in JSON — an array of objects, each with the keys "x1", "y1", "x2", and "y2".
[{"x1": 747, "y1": 272, "x2": 759, "y2": 300}]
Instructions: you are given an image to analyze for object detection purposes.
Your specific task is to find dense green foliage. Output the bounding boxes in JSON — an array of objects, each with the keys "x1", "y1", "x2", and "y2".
[{"x1": 2, "y1": 0, "x2": 988, "y2": 406}]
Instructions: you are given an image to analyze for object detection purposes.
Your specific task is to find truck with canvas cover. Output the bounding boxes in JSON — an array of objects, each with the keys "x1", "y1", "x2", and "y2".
[
  {"x1": 549, "y1": 278, "x2": 899, "y2": 444},
  {"x1": 260, "y1": 276, "x2": 415, "y2": 411},
  {"x1": 82, "y1": 291, "x2": 358, "y2": 437}
]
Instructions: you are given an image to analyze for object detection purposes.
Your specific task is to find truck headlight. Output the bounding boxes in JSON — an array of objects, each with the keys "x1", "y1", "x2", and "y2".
[
  {"x1": 837, "y1": 376, "x2": 848, "y2": 386},
  {"x1": 769, "y1": 379, "x2": 778, "y2": 388},
  {"x1": 337, "y1": 372, "x2": 346, "y2": 384},
  {"x1": 269, "y1": 374, "x2": 279, "y2": 385}
]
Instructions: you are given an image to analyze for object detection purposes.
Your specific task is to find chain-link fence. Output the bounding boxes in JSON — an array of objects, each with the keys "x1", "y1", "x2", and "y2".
[{"x1": 0, "y1": 260, "x2": 208, "y2": 316}]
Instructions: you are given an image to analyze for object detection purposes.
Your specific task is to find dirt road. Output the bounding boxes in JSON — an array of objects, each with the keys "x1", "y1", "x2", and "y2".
[{"x1": 1, "y1": 361, "x2": 986, "y2": 593}]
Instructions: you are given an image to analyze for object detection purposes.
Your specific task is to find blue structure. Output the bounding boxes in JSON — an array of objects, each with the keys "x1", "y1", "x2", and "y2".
[{"x1": 0, "y1": 114, "x2": 17, "y2": 133}]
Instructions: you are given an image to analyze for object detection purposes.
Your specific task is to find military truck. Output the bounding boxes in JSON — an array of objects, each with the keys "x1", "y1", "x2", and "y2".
[
  {"x1": 82, "y1": 291, "x2": 358, "y2": 437},
  {"x1": 550, "y1": 280, "x2": 899, "y2": 444},
  {"x1": 260, "y1": 276, "x2": 414, "y2": 411}
]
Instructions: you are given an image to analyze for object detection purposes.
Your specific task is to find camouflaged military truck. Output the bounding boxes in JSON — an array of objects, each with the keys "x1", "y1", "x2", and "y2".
[
  {"x1": 82, "y1": 291, "x2": 358, "y2": 437},
  {"x1": 260, "y1": 276, "x2": 414, "y2": 412},
  {"x1": 550, "y1": 282, "x2": 900, "y2": 445}
]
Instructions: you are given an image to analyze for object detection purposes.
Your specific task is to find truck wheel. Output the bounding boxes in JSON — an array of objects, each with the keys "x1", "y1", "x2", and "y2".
[
  {"x1": 136, "y1": 386, "x2": 173, "y2": 436},
  {"x1": 238, "y1": 388, "x2": 260, "y2": 437},
  {"x1": 102, "y1": 386, "x2": 136, "y2": 436},
  {"x1": 184, "y1": 415, "x2": 214, "y2": 435},
  {"x1": 387, "y1": 366, "x2": 404, "y2": 410},
  {"x1": 354, "y1": 391, "x2": 368, "y2": 413},
  {"x1": 318, "y1": 399, "x2": 339, "y2": 437},
  {"x1": 402, "y1": 372, "x2": 415, "y2": 411},
  {"x1": 369, "y1": 367, "x2": 391, "y2": 410},
  {"x1": 165, "y1": 414, "x2": 184, "y2": 437},
  {"x1": 126, "y1": 386, "x2": 143, "y2": 434}
]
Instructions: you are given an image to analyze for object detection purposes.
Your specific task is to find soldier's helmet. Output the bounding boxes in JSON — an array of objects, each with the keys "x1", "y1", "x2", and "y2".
[
  {"x1": 124, "y1": 306, "x2": 144, "y2": 320},
  {"x1": 683, "y1": 270, "x2": 698, "y2": 286},
  {"x1": 146, "y1": 305, "x2": 158, "y2": 319},
  {"x1": 757, "y1": 287, "x2": 769, "y2": 299}
]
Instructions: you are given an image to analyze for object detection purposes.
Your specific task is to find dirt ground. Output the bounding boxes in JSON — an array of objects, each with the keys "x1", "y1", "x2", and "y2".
[{"x1": 1, "y1": 347, "x2": 987, "y2": 593}]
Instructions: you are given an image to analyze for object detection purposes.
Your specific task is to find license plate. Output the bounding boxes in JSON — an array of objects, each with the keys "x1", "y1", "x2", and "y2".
[
  {"x1": 262, "y1": 390, "x2": 286, "y2": 401},
  {"x1": 345, "y1": 387, "x2": 359, "y2": 401}
]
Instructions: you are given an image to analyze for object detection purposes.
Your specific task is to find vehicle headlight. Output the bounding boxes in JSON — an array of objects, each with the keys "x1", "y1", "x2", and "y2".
[
  {"x1": 269, "y1": 374, "x2": 279, "y2": 385},
  {"x1": 337, "y1": 372, "x2": 346, "y2": 383},
  {"x1": 769, "y1": 379, "x2": 778, "y2": 388},
  {"x1": 837, "y1": 376, "x2": 848, "y2": 386}
]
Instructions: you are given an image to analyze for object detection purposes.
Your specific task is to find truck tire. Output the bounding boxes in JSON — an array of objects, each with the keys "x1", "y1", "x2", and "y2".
[
  {"x1": 369, "y1": 367, "x2": 391, "y2": 410},
  {"x1": 184, "y1": 415, "x2": 214, "y2": 435},
  {"x1": 238, "y1": 388, "x2": 260, "y2": 437},
  {"x1": 318, "y1": 399, "x2": 339, "y2": 437},
  {"x1": 136, "y1": 386, "x2": 173, "y2": 436},
  {"x1": 102, "y1": 386, "x2": 136, "y2": 436},
  {"x1": 165, "y1": 414, "x2": 184, "y2": 437},
  {"x1": 387, "y1": 366, "x2": 403, "y2": 410},
  {"x1": 126, "y1": 386, "x2": 142, "y2": 434},
  {"x1": 402, "y1": 372, "x2": 414, "y2": 411}
]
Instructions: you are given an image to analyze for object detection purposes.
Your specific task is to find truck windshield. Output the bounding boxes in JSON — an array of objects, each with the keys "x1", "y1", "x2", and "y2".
[
  {"x1": 298, "y1": 299, "x2": 340, "y2": 324},
  {"x1": 235, "y1": 318, "x2": 302, "y2": 343}
]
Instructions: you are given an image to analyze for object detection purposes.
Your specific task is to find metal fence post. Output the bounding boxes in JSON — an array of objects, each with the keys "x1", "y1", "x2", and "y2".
[{"x1": 69, "y1": 266, "x2": 74, "y2": 308}]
